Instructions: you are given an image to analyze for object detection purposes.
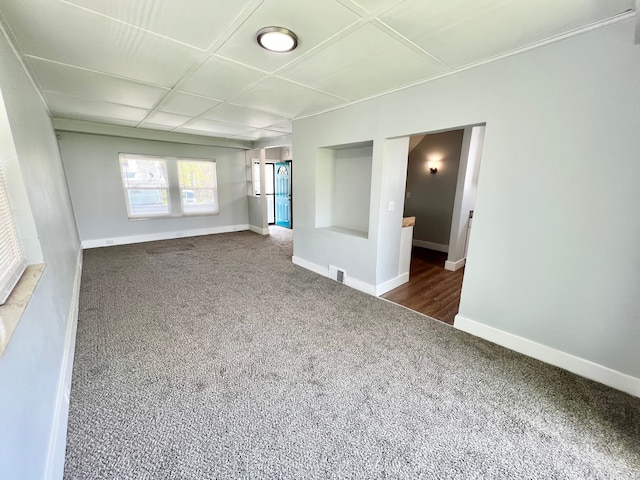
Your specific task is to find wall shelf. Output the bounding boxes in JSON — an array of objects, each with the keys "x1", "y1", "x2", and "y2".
[{"x1": 315, "y1": 141, "x2": 373, "y2": 239}]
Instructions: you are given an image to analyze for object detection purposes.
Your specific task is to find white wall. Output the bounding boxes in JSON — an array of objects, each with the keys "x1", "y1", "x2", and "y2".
[
  {"x1": 59, "y1": 132, "x2": 249, "y2": 247},
  {"x1": 447, "y1": 125, "x2": 485, "y2": 268},
  {"x1": 333, "y1": 146, "x2": 373, "y2": 235},
  {"x1": 0, "y1": 31, "x2": 82, "y2": 479},
  {"x1": 293, "y1": 18, "x2": 640, "y2": 392}
]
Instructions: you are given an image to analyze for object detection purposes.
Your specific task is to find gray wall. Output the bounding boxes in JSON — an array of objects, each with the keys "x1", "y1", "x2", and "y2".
[
  {"x1": 404, "y1": 129, "x2": 463, "y2": 246},
  {"x1": 59, "y1": 132, "x2": 248, "y2": 245},
  {"x1": 0, "y1": 32, "x2": 81, "y2": 479},
  {"x1": 333, "y1": 146, "x2": 373, "y2": 235},
  {"x1": 292, "y1": 18, "x2": 640, "y2": 381}
]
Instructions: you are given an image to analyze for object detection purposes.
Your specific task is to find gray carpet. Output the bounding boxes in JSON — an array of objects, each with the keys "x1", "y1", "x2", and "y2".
[{"x1": 65, "y1": 228, "x2": 640, "y2": 479}]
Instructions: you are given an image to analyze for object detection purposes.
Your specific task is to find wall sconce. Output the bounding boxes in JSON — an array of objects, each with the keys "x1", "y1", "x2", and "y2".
[{"x1": 427, "y1": 152, "x2": 442, "y2": 175}]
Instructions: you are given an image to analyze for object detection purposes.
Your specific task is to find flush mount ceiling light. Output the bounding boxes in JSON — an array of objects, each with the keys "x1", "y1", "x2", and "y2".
[{"x1": 257, "y1": 26, "x2": 298, "y2": 53}]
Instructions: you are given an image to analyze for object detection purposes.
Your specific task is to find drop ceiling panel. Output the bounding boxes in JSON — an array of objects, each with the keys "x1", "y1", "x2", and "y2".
[
  {"x1": 141, "y1": 112, "x2": 191, "y2": 128},
  {"x1": 202, "y1": 104, "x2": 289, "y2": 129},
  {"x1": 232, "y1": 77, "x2": 348, "y2": 118},
  {"x1": 0, "y1": 0, "x2": 202, "y2": 87},
  {"x1": 180, "y1": 56, "x2": 267, "y2": 100},
  {"x1": 380, "y1": 0, "x2": 635, "y2": 68},
  {"x1": 25, "y1": 57, "x2": 169, "y2": 110},
  {"x1": 159, "y1": 93, "x2": 221, "y2": 117},
  {"x1": 44, "y1": 91, "x2": 150, "y2": 125},
  {"x1": 62, "y1": 0, "x2": 256, "y2": 50},
  {"x1": 255, "y1": 129, "x2": 290, "y2": 139},
  {"x1": 267, "y1": 121, "x2": 293, "y2": 133},
  {"x1": 215, "y1": 0, "x2": 361, "y2": 73},
  {"x1": 346, "y1": 0, "x2": 403, "y2": 14},
  {"x1": 177, "y1": 119, "x2": 260, "y2": 137},
  {"x1": 280, "y1": 23, "x2": 446, "y2": 100}
]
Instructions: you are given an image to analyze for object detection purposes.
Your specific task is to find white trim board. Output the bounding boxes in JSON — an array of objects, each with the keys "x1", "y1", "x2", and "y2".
[
  {"x1": 413, "y1": 240, "x2": 448, "y2": 252},
  {"x1": 444, "y1": 258, "x2": 466, "y2": 271},
  {"x1": 249, "y1": 225, "x2": 269, "y2": 235},
  {"x1": 81, "y1": 224, "x2": 250, "y2": 249},
  {"x1": 455, "y1": 315, "x2": 640, "y2": 398},
  {"x1": 45, "y1": 248, "x2": 82, "y2": 480},
  {"x1": 376, "y1": 273, "x2": 409, "y2": 296},
  {"x1": 292, "y1": 256, "x2": 376, "y2": 296}
]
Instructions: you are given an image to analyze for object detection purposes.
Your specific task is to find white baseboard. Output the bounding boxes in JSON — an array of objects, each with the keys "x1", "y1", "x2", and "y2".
[
  {"x1": 455, "y1": 315, "x2": 640, "y2": 398},
  {"x1": 81, "y1": 224, "x2": 250, "y2": 249},
  {"x1": 444, "y1": 258, "x2": 466, "y2": 271},
  {"x1": 376, "y1": 273, "x2": 409, "y2": 296},
  {"x1": 346, "y1": 276, "x2": 376, "y2": 296},
  {"x1": 249, "y1": 225, "x2": 269, "y2": 235},
  {"x1": 413, "y1": 239, "x2": 449, "y2": 252},
  {"x1": 45, "y1": 248, "x2": 83, "y2": 480},
  {"x1": 292, "y1": 256, "x2": 376, "y2": 296},
  {"x1": 292, "y1": 256, "x2": 327, "y2": 277}
]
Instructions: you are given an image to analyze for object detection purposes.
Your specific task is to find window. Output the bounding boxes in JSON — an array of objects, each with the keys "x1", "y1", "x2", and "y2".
[
  {"x1": 252, "y1": 161, "x2": 261, "y2": 195},
  {"x1": 0, "y1": 160, "x2": 26, "y2": 304},
  {"x1": 118, "y1": 154, "x2": 218, "y2": 219},
  {"x1": 178, "y1": 159, "x2": 218, "y2": 215},
  {"x1": 119, "y1": 155, "x2": 170, "y2": 218}
]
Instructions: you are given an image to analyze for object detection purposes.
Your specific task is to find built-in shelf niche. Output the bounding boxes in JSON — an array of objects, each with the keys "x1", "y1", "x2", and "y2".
[{"x1": 316, "y1": 141, "x2": 373, "y2": 239}]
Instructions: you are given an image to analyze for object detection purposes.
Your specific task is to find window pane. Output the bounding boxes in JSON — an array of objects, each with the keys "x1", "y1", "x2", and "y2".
[
  {"x1": 119, "y1": 155, "x2": 170, "y2": 218},
  {"x1": 120, "y1": 156, "x2": 168, "y2": 188},
  {"x1": 252, "y1": 162, "x2": 260, "y2": 195},
  {"x1": 265, "y1": 163, "x2": 275, "y2": 195},
  {"x1": 178, "y1": 160, "x2": 218, "y2": 215}
]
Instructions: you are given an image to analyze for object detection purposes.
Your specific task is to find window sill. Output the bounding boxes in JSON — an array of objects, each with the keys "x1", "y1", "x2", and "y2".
[{"x1": 0, "y1": 263, "x2": 45, "y2": 357}]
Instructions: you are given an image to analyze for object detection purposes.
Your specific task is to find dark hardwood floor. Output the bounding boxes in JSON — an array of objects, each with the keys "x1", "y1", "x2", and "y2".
[{"x1": 382, "y1": 247, "x2": 464, "y2": 325}]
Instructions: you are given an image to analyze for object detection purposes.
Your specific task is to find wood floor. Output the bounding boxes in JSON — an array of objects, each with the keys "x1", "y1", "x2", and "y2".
[{"x1": 382, "y1": 247, "x2": 464, "y2": 325}]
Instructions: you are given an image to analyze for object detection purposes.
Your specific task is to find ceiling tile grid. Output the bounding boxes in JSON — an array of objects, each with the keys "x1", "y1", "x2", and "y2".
[
  {"x1": 61, "y1": 0, "x2": 258, "y2": 50},
  {"x1": 44, "y1": 91, "x2": 151, "y2": 125},
  {"x1": 214, "y1": 0, "x2": 363, "y2": 74},
  {"x1": 0, "y1": 0, "x2": 634, "y2": 142},
  {"x1": 0, "y1": 0, "x2": 203, "y2": 87},
  {"x1": 179, "y1": 55, "x2": 268, "y2": 101},
  {"x1": 279, "y1": 22, "x2": 447, "y2": 101},
  {"x1": 157, "y1": 92, "x2": 222, "y2": 118},
  {"x1": 25, "y1": 56, "x2": 170, "y2": 110}
]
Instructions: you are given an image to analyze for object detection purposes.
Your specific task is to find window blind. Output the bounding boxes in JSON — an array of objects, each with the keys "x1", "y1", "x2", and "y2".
[{"x1": 0, "y1": 160, "x2": 26, "y2": 304}]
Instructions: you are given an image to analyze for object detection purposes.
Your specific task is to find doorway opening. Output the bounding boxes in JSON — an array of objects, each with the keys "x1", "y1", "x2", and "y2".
[
  {"x1": 251, "y1": 147, "x2": 293, "y2": 230},
  {"x1": 382, "y1": 125, "x2": 485, "y2": 325}
]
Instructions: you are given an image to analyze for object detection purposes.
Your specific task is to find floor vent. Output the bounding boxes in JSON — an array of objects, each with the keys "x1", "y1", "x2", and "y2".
[{"x1": 329, "y1": 265, "x2": 346, "y2": 284}]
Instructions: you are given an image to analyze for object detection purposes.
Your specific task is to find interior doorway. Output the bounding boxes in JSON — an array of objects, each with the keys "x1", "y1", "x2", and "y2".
[{"x1": 382, "y1": 125, "x2": 485, "y2": 325}]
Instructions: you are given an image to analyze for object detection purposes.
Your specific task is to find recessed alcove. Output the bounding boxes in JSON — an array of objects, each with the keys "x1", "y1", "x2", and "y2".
[{"x1": 315, "y1": 141, "x2": 373, "y2": 239}]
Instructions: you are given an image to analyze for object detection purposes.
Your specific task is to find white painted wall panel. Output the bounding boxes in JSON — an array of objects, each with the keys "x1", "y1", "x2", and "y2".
[
  {"x1": 59, "y1": 132, "x2": 249, "y2": 245},
  {"x1": 0, "y1": 31, "x2": 81, "y2": 480},
  {"x1": 293, "y1": 19, "x2": 640, "y2": 380}
]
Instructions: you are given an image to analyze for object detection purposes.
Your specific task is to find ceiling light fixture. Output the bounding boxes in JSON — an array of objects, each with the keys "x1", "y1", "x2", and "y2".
[{"x1": 257, "y1": 26, "x2": 298, "y2": 53}]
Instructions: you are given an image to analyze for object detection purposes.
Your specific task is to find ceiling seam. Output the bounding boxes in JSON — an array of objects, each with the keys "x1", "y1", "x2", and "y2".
[
  {"x1": 370, "y1": 19, "x2": 451, "y2": 69},
  {"x1": 55, "y1": 0, "x2": 207, "y2": 52},
  {"x1": 292, "y1": 10, "x2": 637, "y2": 123},
  {"x1": 134, "y1": 0, "x2": 267, "y2": 129},
  {"x1": 22, "y1": 55, "x2": 173, "y2": 90}
]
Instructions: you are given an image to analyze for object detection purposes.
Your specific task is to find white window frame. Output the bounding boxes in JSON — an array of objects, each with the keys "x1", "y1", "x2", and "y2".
[
  {"x1": 0, "y1": 159, "x2": 26, "y2": 305},
  {"x1": 119, "y1": 154, "x2": 171, "y2": 219},
  {"x1": 0, "y1": 86, "x2": 45, "y2": 355},
  {"x1": 118, "y1": 153, "x2": 219, "y2": 220},
  {"x1": 177, "y1": 158, "x2": 219, "y2": 216}
]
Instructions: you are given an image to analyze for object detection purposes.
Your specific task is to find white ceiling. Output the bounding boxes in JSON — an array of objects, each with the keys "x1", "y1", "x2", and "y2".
[{"x1": 0, "y1": 0, "x2": 634, "y2": 143}]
